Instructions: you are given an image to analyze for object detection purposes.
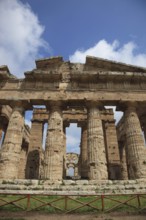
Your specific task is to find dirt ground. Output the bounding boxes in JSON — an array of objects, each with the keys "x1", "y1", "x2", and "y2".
[{"x1": 0, "y1": 211, "x2": 146, "y2": 220}]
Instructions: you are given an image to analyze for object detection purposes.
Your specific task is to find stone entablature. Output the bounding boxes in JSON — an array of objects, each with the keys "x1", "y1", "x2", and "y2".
[
  {"x1": 31, "y1": 108, "x2": 116, "y2": 123},
  {"x1": 1, "y1": 56, "x2": 146, "y2": 105},
  {"x1": 0, "y1": 56, "x2": 146, "y2": 181}
]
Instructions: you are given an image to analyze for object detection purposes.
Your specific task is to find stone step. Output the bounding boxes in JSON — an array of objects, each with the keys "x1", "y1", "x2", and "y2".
[{"x1": 0, "y1": 179, "x2": 146, "y2": 195}]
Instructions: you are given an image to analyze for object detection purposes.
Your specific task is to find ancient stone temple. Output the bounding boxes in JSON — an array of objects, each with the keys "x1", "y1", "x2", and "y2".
[{"x1": 0, "y1": 56, "x2": 146, "y2": 181}]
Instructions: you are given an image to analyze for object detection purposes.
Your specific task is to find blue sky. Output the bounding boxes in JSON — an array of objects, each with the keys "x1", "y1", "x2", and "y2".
[
  {"x1": 21, "y1": 0, "x2": 146, "y2": 58},
  {"x1": 0, "y1": 0, "x2": 146, "y2": 152},
  {"x1": 1, "y1": 0, "x2": 146, "y2": 75}
]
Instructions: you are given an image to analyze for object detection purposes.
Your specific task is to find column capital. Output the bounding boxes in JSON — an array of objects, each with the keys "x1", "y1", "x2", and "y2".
[
  {"x1": 45, "y1": 100, "x2": 63, "y2": 110},
  {"x1": 116, "y1": 101, "x2": 138, "y2": 112},
  {"x1": 10, "y1": 100, "x2": 32, "y2": 111}
]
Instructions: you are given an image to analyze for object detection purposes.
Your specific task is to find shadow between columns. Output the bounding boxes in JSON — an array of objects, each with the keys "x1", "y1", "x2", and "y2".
[{"x1": 25, "y1": 150, "x2": 40, "y2": 179}]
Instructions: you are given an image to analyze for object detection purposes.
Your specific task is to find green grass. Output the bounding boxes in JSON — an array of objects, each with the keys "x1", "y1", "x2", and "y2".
[
  {"x1": 0, "y1": 194, "x2": 146, "y2": 213},
  {"x1": 0, "y1": 219, "x2": 25, "y2": 220}
]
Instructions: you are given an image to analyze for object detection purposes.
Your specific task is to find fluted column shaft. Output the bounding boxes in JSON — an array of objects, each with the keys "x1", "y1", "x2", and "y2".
[
  {"x1": 26, "y1": 120, "x2": 43, "y2": 179},
  {"x1": 44, "y1": 103, "x2": 63, "y2": 180},
  {"x1": 87, "y1": 103, "x2": 108, "y2": 180},
  {"x1": 0, "y1": 106, "x2": 25, "y2": 179},
  {"x1": 104, "y1": 120, "x2": 121, "y2": 180},
  {"x1": 63, "y1": 125, "x2": 67, "y2": 178},
  {"x1": 119, "y1": 141, "x2": 128, "y2": 180},
  {"x1": 80, "y1": 124, "x2": 88, "y2": 178},
  {"x1": 18, "y1": 143, "x2": 28, "y2": 179},
  {"x1": 125, "y1": 105, "x2": 146, "y2": 179}
]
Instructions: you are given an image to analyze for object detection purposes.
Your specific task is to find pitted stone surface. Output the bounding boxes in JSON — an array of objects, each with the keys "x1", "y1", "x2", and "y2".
[
  {"x1": 80, "y1": 124, "x2": 88, "y2": 178},
  {"x1": 0, "y1": 179, "x2": 146, "y2": 195},
  {"x1": 0, "y1": 107, "x2": 24, "y2": 179},
  {"x1": 26, "y1": 120, "x2": 43, "y2": 179},
  {"x1": 44, "y1": 103, "x2": 64, "y2": 180},
  {"x1": 87, "y1": 104, "x2": 108, "y2": 180},
  {"x1": 124, "y1": 105, "x2": 146, "y2": 179},
  {"x1": 0, "y1": 57, "x2": 146, "y2": 182}
]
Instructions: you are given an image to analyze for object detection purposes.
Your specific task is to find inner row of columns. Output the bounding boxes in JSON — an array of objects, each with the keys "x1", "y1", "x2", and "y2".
[{"x1": 0, "y1": 101, "x2": 146, "y2": 180}]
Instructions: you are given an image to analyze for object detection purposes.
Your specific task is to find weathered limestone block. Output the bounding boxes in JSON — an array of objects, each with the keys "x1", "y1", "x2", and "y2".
[
  {"x1": 44, "y1": 102, "x2": 64, "y2": 180},
  {"x1": 87, "y1": 102, "x2": 108, "y2": 180},
  {"x1": 59, "y1": 62, "x2": 71, "y2": 90},
  {"x1": 124, "y1": 104, "x2": 146, "y2": 179},
  {"x1": 0, "y1": 106, "x2": 24, "y2": 179},
  {"x1": 26, "y1": 120, "x2": 43, "y2": 179},
  {"x1": 80, "y1": 123, "x2": 88, "y2": 178}
]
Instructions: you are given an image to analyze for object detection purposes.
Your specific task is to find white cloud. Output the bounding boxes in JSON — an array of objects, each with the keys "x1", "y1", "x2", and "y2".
[
  {"x1": 0, "y1": 0, "x2": 49, "y2": 78},
  {"x1": 69, "y1": 39, "x2": 146, "y2": 67},
  {"x1": 66, "y1": 134, "x2": 79, "y2": 146},
  {"x1": 66, "y1": 134, "x2": 80, "y2": 151}
]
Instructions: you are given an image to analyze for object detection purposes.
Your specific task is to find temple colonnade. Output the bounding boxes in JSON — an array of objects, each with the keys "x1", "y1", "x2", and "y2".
[{"x1": 0, "y1": 100, "x2": 146, "y2": 181}]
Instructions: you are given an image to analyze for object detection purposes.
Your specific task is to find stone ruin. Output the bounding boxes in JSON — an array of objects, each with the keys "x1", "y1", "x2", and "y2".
[
  {"x1": 66, "y1": 153, "x2": 79, "y2": 178},
  {"x1": 0, "y1": 56, "x2": 146, "y2": 183}
]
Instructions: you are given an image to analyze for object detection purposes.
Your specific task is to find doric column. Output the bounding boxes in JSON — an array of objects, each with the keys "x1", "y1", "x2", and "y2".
[
  {"x1": 26, "y1": 119, "x2": 43, "y2": 179},
  {"x1": 87, "y1": 102, "x2": 108, "y2": 180},
  {"x1": 44, "y1": 102, "x2": 64, "y2": 180},
  {"x1": 119, "y1": 141, "x2": 128, "y2": 180},
  {"x1": 0, "y1": 104, "x2": 25, "y2": 179},
  {"x1": 78, "y1": 122, "x2": 88, "y2": 178},
  {"x1": 18, "y1": 142, "x2": 28, "y2": 179},
  {"x1": 124, "y1": 102, "x2": 146, "y2": 179},
  {"x1": 104, "y1": 120, "x2": 121, "y2": 180},
  {"x1": 63, "y1": 122, "x2": 69, "y2": 179}
]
